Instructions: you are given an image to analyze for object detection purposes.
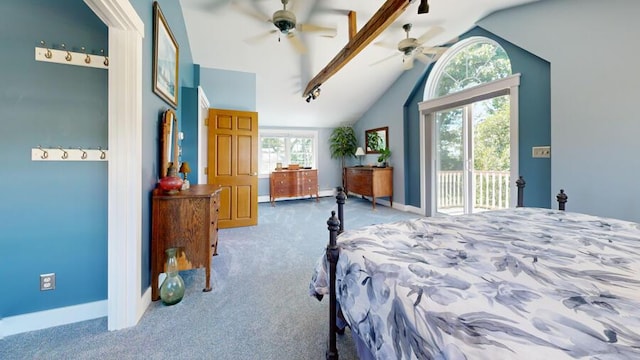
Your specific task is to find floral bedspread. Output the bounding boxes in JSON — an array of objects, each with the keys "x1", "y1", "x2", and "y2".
[{"x1": 309, "y1": 208, "x2": 640, "y2": 359}]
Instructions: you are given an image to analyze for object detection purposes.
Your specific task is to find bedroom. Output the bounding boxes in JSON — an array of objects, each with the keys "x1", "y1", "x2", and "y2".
[{"x1": 2, "y1": 0, "x2": 639, "y2": 353}]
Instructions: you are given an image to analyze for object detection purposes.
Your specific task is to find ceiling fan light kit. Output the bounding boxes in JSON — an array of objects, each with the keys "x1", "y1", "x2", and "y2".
[{"x1": 272, "y1": 8, "x2": 296, "y2": 34}]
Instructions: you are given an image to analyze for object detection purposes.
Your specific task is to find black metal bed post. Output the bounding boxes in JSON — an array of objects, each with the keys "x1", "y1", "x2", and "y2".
[
  {"x1": 336, "y1": 187, "x2": 346, "y2": 234},
  {"x1": 556, "y1": 189, "x2": 568, "y2": 211},
  {"x1": 516, "y1": 176, "x2": 526, "y2": 207},
  {"x1": 326, "y1": 210, "x2": 340, "y2": 360}
]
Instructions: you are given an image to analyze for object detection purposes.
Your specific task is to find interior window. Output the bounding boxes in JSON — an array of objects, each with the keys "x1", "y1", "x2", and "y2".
[{"x1": 259, "y1": 130, "x2": 317, "y2": 175}]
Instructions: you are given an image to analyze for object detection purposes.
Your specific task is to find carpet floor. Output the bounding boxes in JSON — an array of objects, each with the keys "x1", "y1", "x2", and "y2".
[{"x1": 2, "y1": 195, "x2": 421, "y2": 359}]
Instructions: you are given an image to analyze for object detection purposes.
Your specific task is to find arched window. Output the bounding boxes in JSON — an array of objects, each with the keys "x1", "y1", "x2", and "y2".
[
  {"x1": 426, "y1": 37, "x2": 511, "y2": 99},
  {"x1": 419, "y1": 37, "x2": 520, "y2": 216}
]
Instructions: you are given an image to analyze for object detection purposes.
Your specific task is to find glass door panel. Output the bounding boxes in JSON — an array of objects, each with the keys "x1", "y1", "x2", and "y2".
[
  {"x1": 471, "y1": 96, "x2": 510, "y2": 212},
  {"x1": 434, "y1": 107, "x2": 464, "y2": 215}
]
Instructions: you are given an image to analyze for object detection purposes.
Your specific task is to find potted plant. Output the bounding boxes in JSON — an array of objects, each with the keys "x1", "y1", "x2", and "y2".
[
  {"x1": 329, "y1": 126, "x2": 358, "y2": 186},
  {"x1": 377, "y1": 148, "x2": 391, "y2": 167}
]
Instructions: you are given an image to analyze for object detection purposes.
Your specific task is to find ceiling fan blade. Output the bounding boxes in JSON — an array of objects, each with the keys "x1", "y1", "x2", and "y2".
[
  {"x1": 403, "y1": 55, "x2": 415, "y2": 70},
  {"x1": 244, "y1": 29, "x2": 278, "y2": 44},
  {"x1": 297, "y1": 23, "x2": 337, "y2": 37},
  {"x1": 373, "y1": 41, "x2": 398, "y2": 50},
  {"x1": 231, "y1": 1, "x2": 271, "y2": 23},
  {"x1": 287, "y1": 33, "x2": 307, "y2": 54},
  {"x1": 416, "y1": 25, "x2": 445, "y2": 45},
  {"x1": 370, "y1": 53, "x2": 399, "y2": 67},
  {"x1": 415, "y1": 52, "x2": 432, "y2": 64},
  {"x1": 420, "y1": 46, "x2": 448, "y2": 55}
]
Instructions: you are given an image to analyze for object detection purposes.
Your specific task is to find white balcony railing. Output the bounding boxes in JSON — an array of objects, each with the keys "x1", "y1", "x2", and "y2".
[{"x1": 437, "y1": 171, "x2": 510, "y2": 211}]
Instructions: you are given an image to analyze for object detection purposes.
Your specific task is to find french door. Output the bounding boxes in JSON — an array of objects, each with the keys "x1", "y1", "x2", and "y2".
[{"x1": 434, "y1": 96, "x2": 510, "y2": 215}]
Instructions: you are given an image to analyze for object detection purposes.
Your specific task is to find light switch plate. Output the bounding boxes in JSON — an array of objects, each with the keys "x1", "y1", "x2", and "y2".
[{"x1": 532, "y1": 146, "x2": 551, "y2": 158}]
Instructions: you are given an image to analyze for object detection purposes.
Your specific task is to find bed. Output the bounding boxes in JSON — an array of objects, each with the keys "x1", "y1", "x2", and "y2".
[{"x1": 310, "y1": 183, "x2": 640, "y2": 359}]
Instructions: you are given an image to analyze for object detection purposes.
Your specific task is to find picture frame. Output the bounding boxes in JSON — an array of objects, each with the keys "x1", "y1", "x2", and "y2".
[
  {"x1": 365, "y1": 126, "x2": 389, "y2": 154},
  {"x1": 153, "y1": 1, "x2": 179, "y2": 108}
]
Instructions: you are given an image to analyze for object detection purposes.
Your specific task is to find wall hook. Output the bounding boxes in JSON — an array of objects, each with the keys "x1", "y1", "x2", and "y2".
[
  {"x1": 101, "y1": 49, "x2": 109, "y2": 67},
  {"x1": 40, "y1": 41, "x2": 52, "y2": 59},
  {"x1": 78, "y1": 147, "x2": 88, "y2": 160},
  {"x1": 61, "y1": 43, "x2": 72, "y2": 61},
  {"x1": 58, "y1": 146, "x2": 69, "y2": 159},
  {"x1": 81, "y1": 46, "x2": 91, "y2": 64},
  {"x1": 38, "y1": 145, "x2": 49, "y2": 159}
]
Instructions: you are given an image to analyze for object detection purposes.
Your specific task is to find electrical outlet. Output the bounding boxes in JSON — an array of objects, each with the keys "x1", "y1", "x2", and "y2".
[
  {"x1": 532, "y1": 146, "x2": 551, "y2": 158},
  {"x1": 40, "y1": 273, "x2": 56, "y2": 291}
]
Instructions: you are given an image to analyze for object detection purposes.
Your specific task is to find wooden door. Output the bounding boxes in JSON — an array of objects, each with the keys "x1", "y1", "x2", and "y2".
[{"x1": 208, "y1": 109, "x2": 258, "y2": 228}]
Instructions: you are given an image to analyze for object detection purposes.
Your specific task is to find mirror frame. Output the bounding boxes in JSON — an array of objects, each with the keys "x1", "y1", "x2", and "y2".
[
  {"x1": 160, "y1": 109, "x2": 179, "y2": 178},
  {"x1": 365, "y1": 126, "x2": 389, "y2": 154}
]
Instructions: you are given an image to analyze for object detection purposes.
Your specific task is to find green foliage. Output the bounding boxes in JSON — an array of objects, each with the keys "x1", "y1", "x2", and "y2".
[
  {"x1": 377, "y1": 147, "x2": 391, "y2": 164},
  {"x1": 367, "y1": 131, "x2": 383, "y2": 152},
  {"x1": 329, "y1": 126, "x2": 358, "y2": 168},
  {"x1": 474, "y1": 105, "x2": 510, "y2": 171}
]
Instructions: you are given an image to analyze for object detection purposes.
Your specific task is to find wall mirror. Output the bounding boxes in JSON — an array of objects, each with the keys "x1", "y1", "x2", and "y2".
[
  {"x1": 160, "y1": 109, "x2": 179, "y2": 178},
  {"x1": 365, "y1": 126, "x2": 389, "y2": 154}
]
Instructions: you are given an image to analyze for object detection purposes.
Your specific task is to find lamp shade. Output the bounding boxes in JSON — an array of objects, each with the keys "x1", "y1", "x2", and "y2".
[
  {"x1": 355, "y1": 147, "x2": 365, "y2": 156},
  {"x1": 179, "y1": 161, "x2": 191, "y2": 174}
]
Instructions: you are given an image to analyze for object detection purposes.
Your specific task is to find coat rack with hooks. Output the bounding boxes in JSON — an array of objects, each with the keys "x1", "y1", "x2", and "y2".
[
  {"x1": 35, "y1": 41, "x2": 109, "y2": 70},
  {"x1": 31, "y1": 146, "x2": 108, "y2": 162}
]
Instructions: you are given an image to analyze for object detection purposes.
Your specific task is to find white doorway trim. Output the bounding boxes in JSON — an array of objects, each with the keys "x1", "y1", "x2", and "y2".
[
  {"x1": 84, "y1": 0, "x2": 146, "y2": 331},
  {"x1": 418, "y1": 74, "x2": 521, "y2": 216}
]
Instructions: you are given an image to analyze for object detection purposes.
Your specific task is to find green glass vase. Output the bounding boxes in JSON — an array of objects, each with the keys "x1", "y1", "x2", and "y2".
[{"x1": 160, "y1": 247, "x2": 185, "y2": 305}]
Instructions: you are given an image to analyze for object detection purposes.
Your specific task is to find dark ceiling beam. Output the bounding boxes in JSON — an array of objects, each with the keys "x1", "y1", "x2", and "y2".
[{"x1": 303, "y1": 0, "x2": 412, "y2": 97}]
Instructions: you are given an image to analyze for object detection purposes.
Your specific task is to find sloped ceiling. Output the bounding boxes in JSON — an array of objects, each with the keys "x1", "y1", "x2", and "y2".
[{"x1": 180, "y1": 0, "x2": 538, "y2": 128}]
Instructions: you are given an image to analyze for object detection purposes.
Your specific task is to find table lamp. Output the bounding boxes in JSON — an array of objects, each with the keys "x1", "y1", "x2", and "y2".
[
  {"x1": 179, "y1": 161, "x2": 191, "y2": 190},
  {"x1": 355, "y1": 147, "x2": 365, "y2": 167}
]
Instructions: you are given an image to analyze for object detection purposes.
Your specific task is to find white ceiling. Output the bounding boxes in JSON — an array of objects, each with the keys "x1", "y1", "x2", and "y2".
[{"x1": 180, "y1": 0, "x2": 537, "y2": 128}]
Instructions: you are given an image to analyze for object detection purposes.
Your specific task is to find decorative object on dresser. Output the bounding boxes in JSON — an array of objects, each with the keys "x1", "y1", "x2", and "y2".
[
  {"x1": 151, "y1": 184, "x2": 221, "y2": 301},
  {"x1": 179, "y1": 161, "x2": 191, "y2": 190},
  {"x1": 269, "y1": 169, "x2": 319, "y2": 206},
  {"x1": 354, "y1": 147, "x2": 365, "y2": 166},
  {"x1": 158, "y1": 163, "x2": 183, "y2": 194},
  {"x1": 345, "y1": 166, "x2": 393, "y2": 209}
]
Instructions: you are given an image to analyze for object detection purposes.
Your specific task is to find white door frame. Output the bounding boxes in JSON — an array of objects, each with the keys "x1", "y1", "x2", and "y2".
[
  {"x1": 84, "y1": 0, "x2": 146, "y2": 330},
  {"x1": 418, "y1": 74, "x2": 521, "y2": 216}
]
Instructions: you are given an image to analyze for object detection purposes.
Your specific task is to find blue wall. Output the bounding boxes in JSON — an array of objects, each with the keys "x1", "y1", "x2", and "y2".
[
  {"x1": 1, "y1": 0, "x2": 198, "y2": 318},
  {"x1": 200, "y1": 67, "x2": 256, "y2": 112},
  {"x1": 1, "y1": 0, "x2": 108, "y2": 317},
  {"x1": 400, "y1": 26, "x2": 551, "y2": 209}
]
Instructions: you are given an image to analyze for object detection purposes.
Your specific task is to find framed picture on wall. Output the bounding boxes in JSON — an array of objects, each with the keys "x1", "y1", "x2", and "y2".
[{"x1": 153, "y1": 1, "x2": 179, "y2": 108}]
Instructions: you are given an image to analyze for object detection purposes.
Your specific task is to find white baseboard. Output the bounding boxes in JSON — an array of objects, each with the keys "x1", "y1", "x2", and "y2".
[
  {"x1": 1, "y1": 300, "x2": 107, "y2": 338},
  {"x1": 258, "y1": 189, "x2": 336, "y2": 203}
]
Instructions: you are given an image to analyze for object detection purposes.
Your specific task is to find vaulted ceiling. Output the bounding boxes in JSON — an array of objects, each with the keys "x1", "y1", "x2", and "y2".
[{"x1": 180, "y1": 0, "x2": 538, "y2": 128}]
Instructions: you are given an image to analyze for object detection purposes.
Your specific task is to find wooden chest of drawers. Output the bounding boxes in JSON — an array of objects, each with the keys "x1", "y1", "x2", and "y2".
[
  {"x1": 151, "y1": 184, "x2": 221, "y2": 301},
  {"x1": 345, "y1": 167, "x2": 393, "y2": 209},
  {"x1": 270, "y1": 169, "x2": 319, "y2": 205}
]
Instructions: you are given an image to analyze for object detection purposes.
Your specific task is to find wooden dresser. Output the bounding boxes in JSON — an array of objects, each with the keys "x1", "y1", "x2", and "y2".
[
  {"x1": 345, "y1": 167, "x2": 393, "y2": 209},
  {"x1": 269, "y1": 169, "x2": 319, "y2": 206},
  {"x1": 151, "y1": 184, "x2": 221, "y2": 301}
]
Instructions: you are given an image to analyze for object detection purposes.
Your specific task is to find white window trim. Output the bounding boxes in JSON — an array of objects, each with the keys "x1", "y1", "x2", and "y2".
[
  {"x1": 258, "y1": 129, "x2": 318, "y2": 178},
  {"x1": 418, "y1": 36, "x2": 520, "y2": 216}
]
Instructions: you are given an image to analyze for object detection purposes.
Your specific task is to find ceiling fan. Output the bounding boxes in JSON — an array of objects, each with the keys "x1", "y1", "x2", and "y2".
[
  {"x1": 373, "y1": 24, "x2": 451, "y2": 70},
  {"x1": 235, "y1": 0, "x2": 336, "y2": 54}
]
